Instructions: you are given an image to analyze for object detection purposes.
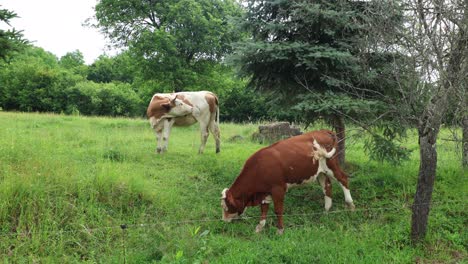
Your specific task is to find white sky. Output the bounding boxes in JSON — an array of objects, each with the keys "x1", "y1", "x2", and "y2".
[{"x1": 1, "y1": 0, "x2": 118, "y2": 64}]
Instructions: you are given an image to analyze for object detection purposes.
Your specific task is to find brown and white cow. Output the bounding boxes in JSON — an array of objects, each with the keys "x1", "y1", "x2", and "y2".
[
  {"x1": 147, "y1": 91, "x2": 221, "y2": 154},
  {"x1": 220, "y1": 130, "x2": 355, "y2": 234}
]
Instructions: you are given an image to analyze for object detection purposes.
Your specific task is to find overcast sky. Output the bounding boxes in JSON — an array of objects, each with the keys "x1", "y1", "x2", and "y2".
[{"x1": 1, "y1": 0, "x2": 117, "y2": 64}]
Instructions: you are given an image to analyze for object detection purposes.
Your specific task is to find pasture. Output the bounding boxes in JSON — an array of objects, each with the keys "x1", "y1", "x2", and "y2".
[{"x1": 0, "y1": 112, "x2": 465, "y2": 263}]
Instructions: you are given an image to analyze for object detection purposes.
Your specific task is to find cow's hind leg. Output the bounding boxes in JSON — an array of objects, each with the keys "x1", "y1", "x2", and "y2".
[
  {"x1": 318, "y1": 174, "x2": 333, "y2": 211},
  {"x1": 327, "y1": 160, "x2": 355, "y2": 210},
  {"x1": 208, "y1": 119, "x2": 220, "y2": 153},
  {"x1": 339, "y1": 178, "x2": 355, "y2": 210},
  {"x1": 197, "y1": 117, "x2": 210, "y2": 154},
  {"x1": 335, "y1": 170, "x2": 355, "y2": 210}
]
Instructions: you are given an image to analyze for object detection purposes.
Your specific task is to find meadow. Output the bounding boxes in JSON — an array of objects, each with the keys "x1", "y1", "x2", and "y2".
[{"x1": 0, "y1": 112, "x2": 466, "y2": 263}]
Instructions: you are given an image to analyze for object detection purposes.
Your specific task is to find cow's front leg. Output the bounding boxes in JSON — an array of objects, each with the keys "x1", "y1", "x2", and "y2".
[
  {"x1": 272, "y1": 187, "x2": 286, "y2": 235},
  {"x1": 155, "y1": 129, "x2": 163, "y2": 154},
  {"x1": 256, "y1": 202, "x2": 270, "y2": 233},
  {"x1": 161, "y1": 118, "x2": 174, "y2": 153},
  {"x1": 318, "y1": 174, "x2": 333, "y2": 211}
]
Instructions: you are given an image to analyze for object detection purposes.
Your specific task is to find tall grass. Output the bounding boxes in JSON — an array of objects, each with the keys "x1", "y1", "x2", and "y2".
[{"x1": 0, "y1": 112, "x2": 465, "y2": 263}]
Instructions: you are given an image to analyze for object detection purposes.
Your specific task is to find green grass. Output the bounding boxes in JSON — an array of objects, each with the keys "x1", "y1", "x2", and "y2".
[{"x1": 0, "y1": 112, "x2": 466, "y2": 263}]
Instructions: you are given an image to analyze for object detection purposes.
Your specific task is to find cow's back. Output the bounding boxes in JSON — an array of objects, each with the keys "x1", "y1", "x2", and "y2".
[
  {"x1": 177, "y1": 91, "x2": 218, "y2": 115},
  {"x1": 236, "y1": 130, "x2": 337, "y2": 189}
]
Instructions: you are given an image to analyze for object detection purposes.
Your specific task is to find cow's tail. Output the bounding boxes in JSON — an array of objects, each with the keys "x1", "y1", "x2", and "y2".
[
  {"x1": 216, "y1": 102, "x2": 220, "y2": 125},
  {"x1": 215, "y1": 95, "x2": 220, "y2": 125},
  {"x1": 312, "y1": 139, "x2": 336, "y2": 161}
]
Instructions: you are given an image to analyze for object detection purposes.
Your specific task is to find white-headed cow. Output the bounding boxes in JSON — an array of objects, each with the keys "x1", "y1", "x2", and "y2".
[
  {"x1": 146, "y1": 91, "x2": 221, "y2": 154},
  {"x1": 220, "y1": 130, "x2": 355, "y2": 234}
]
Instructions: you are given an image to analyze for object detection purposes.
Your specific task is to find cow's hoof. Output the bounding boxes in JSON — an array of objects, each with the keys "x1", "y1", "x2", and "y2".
[
  {"x1": 156, "y1": 148, "x2": 162, "y2": 154},
  {"x1": 347, "y1": 202, "x2": 356, "y2": 211},
  {"x1": 255, "y1": 224, "x2": 264, "y2": 233},
  {"x1": 277, "y1": 228, "x2": 284, "y2": 235},
  {"x1": 216, "y1": 148, "x2": 220, "y2": 154}
]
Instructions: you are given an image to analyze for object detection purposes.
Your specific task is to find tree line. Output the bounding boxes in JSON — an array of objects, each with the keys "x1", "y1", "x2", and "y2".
[
  {"x1": 1, "y1": 0, "x2": 466, "y2": 242},
  {"x1": 0, "y1": 46, "x2": 268, "y2": 120},
  {"x1": 0, "y1": 1, "x2": 270, "y2": 121}
]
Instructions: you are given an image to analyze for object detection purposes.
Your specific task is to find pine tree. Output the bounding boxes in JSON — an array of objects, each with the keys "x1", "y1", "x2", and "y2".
[
  {"x1": 0, "y1": 7, "x2": 26, "y2": 61},
  {"x1": 230, "y1": 0, "x2": 408, "y2": 164}
]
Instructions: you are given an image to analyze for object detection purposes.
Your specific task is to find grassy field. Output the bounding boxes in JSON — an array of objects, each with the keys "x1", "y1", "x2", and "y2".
[{"x1": 0, "y1": 112, "x2": 466, "y2": 263}]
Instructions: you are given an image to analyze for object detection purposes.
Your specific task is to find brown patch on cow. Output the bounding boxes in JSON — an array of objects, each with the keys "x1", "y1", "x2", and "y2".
[
  {"x1": 177, "y1": 94, "x2": 194, "y2": 107},
  {"x1": 146, "y1": 96, "x2": 171, "y2": 119},
  {"x1": 204, "y1": 92, "x2": 218, "y2": 113}
]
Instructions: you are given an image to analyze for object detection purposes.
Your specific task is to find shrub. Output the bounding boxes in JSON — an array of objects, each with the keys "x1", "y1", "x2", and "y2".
[{"x1": 65, "y1": 81, "x2": 144, "y2": 117}]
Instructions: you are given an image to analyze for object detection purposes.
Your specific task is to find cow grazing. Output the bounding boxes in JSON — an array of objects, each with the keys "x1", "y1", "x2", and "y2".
[
  {"x1": 147, "y1": 91, "x2": 221, "y2": 154},
  {"x1": 220, "y1": 130, "x2": 355, "y2": 234}
]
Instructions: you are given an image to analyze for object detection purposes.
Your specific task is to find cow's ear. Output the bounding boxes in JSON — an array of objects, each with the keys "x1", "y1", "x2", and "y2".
[
  {"x1": 161, "y1": 102, "x2": 171, "y2": 111},
  {"x1": 226, "y1": 191, "x2": 237, "y2": 210}
]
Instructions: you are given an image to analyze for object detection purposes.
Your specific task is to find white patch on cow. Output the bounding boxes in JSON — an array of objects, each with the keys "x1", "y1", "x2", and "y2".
[
  {"x1": 324, "y1": 196, "x2": 332, "y2": 211},
  {"x1": 149, "y1": 116, "x2": 162, "y2": 129},
  {"x1": 170, "y1": 98, "x2": 193, "y2": 116},
  {"x1": 222, "y1": 212, "x2": 239, "y2": 223},
  {"x1": 262, "y1": 195, "x2": 272, "y2": 204},
  {"x1": 312, "y1": 139, "x2": 336, "y2": 159},
  {"x1": 221, "y1": 188, "x2": 228, "y2": 199},
  {"x1": 255, "y1": 219, "x2": 267, "y2": 233},
  {"x1": 287, "y1": 142, "x2": 337, "y2": 190},
  {"x1": 221, "y1": 188, "x2": 229, "y2": 210}
]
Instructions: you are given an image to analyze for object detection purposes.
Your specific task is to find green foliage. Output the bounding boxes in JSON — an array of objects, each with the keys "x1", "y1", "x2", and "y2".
[
  {"x1": 0, "y1": 46, "x2": 146, "y2": 117},
  {"x1": 93, "y1": 0, "x2": 243, "y2": 90},
  {"x1": 229, "y1": 0, "x2": 412, "y2": 163},
  {"x1": 364, "y1": 134, "x2": 412, "y2": 165},
  {"x1": 0, "y1": 46, "x2": 82, "y2": 112},
  {"x1": 292, "y1": 91, "x2": 387, "y2": 122},
  {"x1": 0, "y1": 7, "x2": 27, "y2": 61},
  {"x1": 59, "y1": 50, "x2": 85, "y2": 69},
  {"x1": 220, "y1": 85, "x2": 270, "y2": 122},
  {"x1": 65, "y1": 81, "x2": 143, "y2": 117},
  {"x1": 87, "y1": 52, "x2": 136, "y2": 83},
  {"x1": 0, "y1": 112, "x2": 465, "y2": 262},
  {"x1": 58, "y1": 50, "x2": 87, "y2": 77}
]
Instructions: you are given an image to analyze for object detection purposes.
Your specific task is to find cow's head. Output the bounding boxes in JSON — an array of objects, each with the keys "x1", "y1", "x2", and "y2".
[
  {"x1": 221, "y1": 188, "x2": 242, "y2": 222},
  {"x1": 161, "y1": 95, "x2": 193, "y2": 116}
]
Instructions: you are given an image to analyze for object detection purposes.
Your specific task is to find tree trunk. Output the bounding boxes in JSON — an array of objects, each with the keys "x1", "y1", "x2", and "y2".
[
  {"x1": 411, "y1": 128, "x2": 439, "y2": 242},
  {"x1": 463, "y1": 82, "x2": 468, "y2": 167},
  {"x1": 411, "y1": 80, "x2": 450, "y2": 243},
  {"x1": 463, "y1": 113, "x2": 468, "y2": 167},
  {"x1": 330, "y1": 115, "x2": 346, "y2": 166}
]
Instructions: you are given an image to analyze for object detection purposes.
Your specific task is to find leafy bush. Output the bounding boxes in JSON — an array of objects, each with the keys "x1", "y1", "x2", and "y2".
[
  {"x1": 0, "y1": 46, "x2": 82, "y2": 112},
  {"x1": 220, "y1": 85, "x2": 270, "y2": 122},
  {"x1": 65, "y1": 81, "x2": 143, "y2": 117}
]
